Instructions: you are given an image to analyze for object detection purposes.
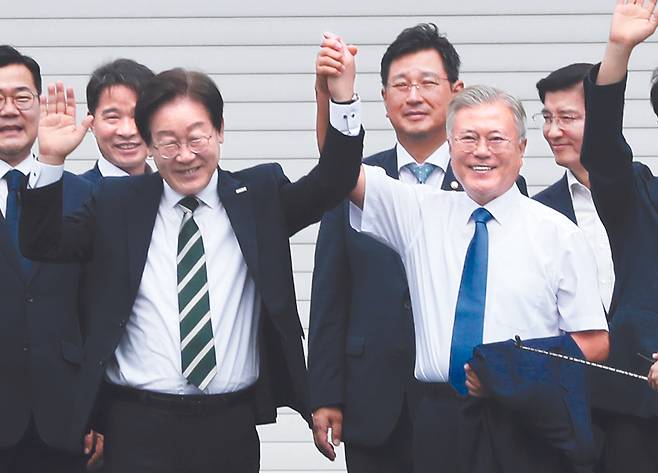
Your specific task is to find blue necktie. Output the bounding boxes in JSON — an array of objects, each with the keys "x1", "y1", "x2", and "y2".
[
  {"x1": 449, "y1": 207, "x2": 493, "y2": 395},
  {"x1": 405, "y1": 162, "x2": 437, "y2": 184},
  {"x1": 4, "y1": 169, "x2": 30, "y2": 274}
]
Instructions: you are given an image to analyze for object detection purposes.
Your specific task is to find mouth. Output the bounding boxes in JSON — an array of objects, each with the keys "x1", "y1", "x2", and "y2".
[
  {"x1": 114, "y1": 142, "x2": 142, "y2": 151},
  {"x1": 471, "y1": 165, "x2": 494, "y2": 173},
  {"x1": 175, "y1": 166, "x2": 202, "y2": 178},
  {"x1": 0, "y1": 125, "x2": 23, "y2": 133}
]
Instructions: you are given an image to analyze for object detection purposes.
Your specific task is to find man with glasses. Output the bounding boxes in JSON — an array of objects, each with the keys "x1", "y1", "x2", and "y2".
[
  {"x1": 18, "y1": 61, "x2": 362, "y2": 472},
  {"x1": 319, "y1": 37, "x2": 609, "y2": 470},
  {"x1": 533, "y1": 63, "x2": 615, "y2": 315},
  {"x1": 0, "y1": 45, "x2": 94, "y2": 473}
]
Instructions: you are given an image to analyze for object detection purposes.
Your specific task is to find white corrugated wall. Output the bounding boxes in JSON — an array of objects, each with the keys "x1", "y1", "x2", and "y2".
[{"x1": 4, "y1": 1, "x2": 658, "y2": 470}]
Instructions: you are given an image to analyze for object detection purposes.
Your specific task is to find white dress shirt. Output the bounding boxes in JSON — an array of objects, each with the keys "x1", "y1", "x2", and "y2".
[
  {"x1": 566, "y1": 170, "x2": 615, "y2": 312},
  {"x1": 396, "y1": 141, "x2": 449, "y2": 188},
  {"x1": 35, "y1": 163, "x2": 261, "y2": 394},
  {"x1": 350, "y1": 165, "x2": 608, "y2": 383},
  {"x1": 97, "y1": 155, "x2": 130, "y2": 178}
]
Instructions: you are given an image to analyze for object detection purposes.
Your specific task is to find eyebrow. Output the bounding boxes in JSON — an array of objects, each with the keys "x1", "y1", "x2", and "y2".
[
  {"x1": 541, "y1": 107, "x2": 582, "y2": 115},
  {"x1": 0, "y1": 86, "x2": 36, "y2": 95}
]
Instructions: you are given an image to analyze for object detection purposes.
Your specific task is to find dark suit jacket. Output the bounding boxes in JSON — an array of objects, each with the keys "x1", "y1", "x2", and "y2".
[
  {"x1": 80, "y1": 161, "x2": 153, "y2": 187},
  {"x1": 533, "y1": 172, "x2": 577, "y2": 224},
  {"x1": 0, "y1": 171, "x2": 93, "y2": 453},
  {"x1": 581, "y1": 64, "x2": 658, "y2": 417},
  {"x1": 308, "y1": 146, "x2": 528, "y2": 446},
  {"x1": 20, "y1": 126, "x2": 363, "y2": 438}
]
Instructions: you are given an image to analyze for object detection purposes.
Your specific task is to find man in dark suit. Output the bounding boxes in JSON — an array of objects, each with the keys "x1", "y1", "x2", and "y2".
[
  {"x1": 81, "y1": 59, "x2": 154, "y2": 185},
  {"x1": 0, "y1": 46, "x2": 94, "y2": 473},
  {"x1": 19, "y1": 55, "x2": 363, "y2": 472},
  {"x1": 532, "y1": 63, "x2": 615, "y2": 314},
  {"x1": 309, "y1": 26, "x2": 526, "y2": 472},
  {"x1": 579, "y1": 2, "x2": 658, "y2": 472}
]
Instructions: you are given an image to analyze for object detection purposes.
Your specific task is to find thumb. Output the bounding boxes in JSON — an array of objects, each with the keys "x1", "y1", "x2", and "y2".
[
  {"x1": 77, "y1": 115, "x2": 94, "y2": 138},
  {"x1": 347, "y1": 44, "x2": 358, "y2": 56},
  {"x1": 331, "y1": 418, "x2": 342, "y2": 446}
]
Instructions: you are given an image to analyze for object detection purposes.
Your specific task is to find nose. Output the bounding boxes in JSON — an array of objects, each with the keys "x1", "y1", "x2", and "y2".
[
  {"x1": 118, "y1": 117, "x2": 137, "y2": 137},
  {"x1": 175, "y1": 143, "x2": 197, "y2": 163},
  {"x1": 545, "y1": 120, "x2": 562, "y2": 139},
  {"x1": 473, "y1": 138, "x2": 491, "y2": 158},
  {"x1": 406, "y1": 85, "x2": 423, "y2": 103},
  {"x1": 0, "y1": 97, "x2": 20, "y2": 116}
]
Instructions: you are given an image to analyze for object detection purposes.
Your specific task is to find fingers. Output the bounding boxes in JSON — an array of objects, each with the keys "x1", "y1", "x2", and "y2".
[
  {"x1": 86, "y1": 433, "x2": 104, "y2": 470},
  {"x1": 83, "y1": 431, "x2": 93, "y2": 455},
  {"x1": 312, "y1": 419, "x2": 336, "y2": 461},
  {"x1": 331, "y1": 418, "x2": 342, "y2": 447},
  {"x1": 43, "y1": 82, "x2": 78, "y2": 117}
]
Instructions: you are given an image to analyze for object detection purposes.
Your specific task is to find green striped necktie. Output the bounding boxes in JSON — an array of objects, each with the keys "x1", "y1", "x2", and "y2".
[{"x1": 177, "y1": 196, "x2": 217, "y2": 390}]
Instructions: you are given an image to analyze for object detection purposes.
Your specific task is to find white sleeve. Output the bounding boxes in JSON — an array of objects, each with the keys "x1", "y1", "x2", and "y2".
[
  {"x1": 556, "y1": 229, "x2": 609, "y2": 333},
  {"x1": 29, "y1": 160, "x2": 64, "y2": 188},
  {"x1": 349, "y1": 164, "x2": 422, "y2": 254}
]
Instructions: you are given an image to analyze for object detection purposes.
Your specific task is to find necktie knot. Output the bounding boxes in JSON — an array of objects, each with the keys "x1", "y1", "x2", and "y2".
[
  {"x1": 4, "y1": 169, "x2": 25, "y2": 192},
  {"x1": 471, "y1": 207, "x2": 493, "y2": 225},
  {"x1": 178, "y1": 196, "x2": 199, "y2": 214},
  {"x1": 405, "y1": 162, "x2": 437, "y2": 184}
]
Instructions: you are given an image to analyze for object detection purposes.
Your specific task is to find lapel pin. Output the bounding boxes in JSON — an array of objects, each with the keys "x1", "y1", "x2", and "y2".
[
  {"x1": 450, "y1": 181, "x2": 459, "y2": 190},
  {"x1": 236, "y1": 186, "x2": 248, "y2": 194}
]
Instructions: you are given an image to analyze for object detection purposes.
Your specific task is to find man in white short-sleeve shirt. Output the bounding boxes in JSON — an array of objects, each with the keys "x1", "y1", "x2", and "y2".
[{"x1": 325, "y1": 60, "x2": 609, "y2": 470}]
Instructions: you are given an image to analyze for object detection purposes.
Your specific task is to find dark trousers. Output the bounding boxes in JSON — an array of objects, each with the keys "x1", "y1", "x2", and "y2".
[
  {"x1": 344, "y1": 397, "x2": 413, "y2": 473},
  {"x1": 594, "y1": 410, "x2": 658, "y2": 473},
  {"x1": 0, "y1": 419, "x2": 84, "y2": 473},
  {"x1": 413, "y1": 383, "x2": 580, "y2": 473},
  {"x1": 101, "y1": 384, "x2": 260, "y2": 473}
]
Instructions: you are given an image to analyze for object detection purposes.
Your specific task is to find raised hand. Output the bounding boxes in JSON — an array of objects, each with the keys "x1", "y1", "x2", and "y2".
[
  {"x1": 38, "y1": 82, "x2": 93, "y2": 165},
  {"x1": 609, "y1": 0, "x2": 658, "y2": 47},
  {"x1": 317, "y1": 32, "x2": 358, "y2": 103}
]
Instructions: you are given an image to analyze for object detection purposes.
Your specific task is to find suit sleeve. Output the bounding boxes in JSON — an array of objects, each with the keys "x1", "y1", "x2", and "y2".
[
  {"x1": 307, "y1": 202, "x2": 350, "y2": 411},
  {"x1": 279, "y1": 125, "x2": 364, "y2": 236},
  {"x1": 19, "y1": 179, "x2": 95, "y2": 263},
  {"x1": 581, "y1": 63, "x2": 635, "y2": 232}
]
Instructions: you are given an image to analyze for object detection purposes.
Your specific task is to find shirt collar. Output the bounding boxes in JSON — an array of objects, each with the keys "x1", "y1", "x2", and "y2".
[
  {"x1": 0, "y1": 154, "x2": 35, "y2": 178},
  {"x1": 565, "y1": 169, "x2": 591, "y2": 199},
  {"x1": 461, "y1": 184, "x2": 522, "y2": 227},
  {"x1": 97, "y1": 155, "x2": 130, "y2": 178},
  {"x1": 396, "y1": 141, "x2": 450, "y2": 174},
  {"x1": 162, "y1": 168, "x2": 219, "y2": 211}
]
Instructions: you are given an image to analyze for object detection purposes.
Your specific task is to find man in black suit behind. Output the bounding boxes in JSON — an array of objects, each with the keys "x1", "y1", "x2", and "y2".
[
  {"x1": 0, "y1": 46, "x2": 94, "y2": 473},
  {"x1": 19, "y1": 56, "x2": 363, "y2": 472},
  {"x1": 579, "y1": 1, "x2": 658, "y2": 471}
]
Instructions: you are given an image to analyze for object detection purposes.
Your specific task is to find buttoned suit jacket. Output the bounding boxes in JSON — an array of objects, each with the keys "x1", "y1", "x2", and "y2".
[
  {"x1": 308, "y1": 146, "x2": 528, "y2": 446},
  {"x1": 19, "y1": 126, "x2": 363, "y2": 439},
  {"x1": 80, "y1": 161, "x2": 153, "y2": 187},
  {"x1": 533, "y1": 172, "x2": 577, "y2": 225},
  {"x1": 0, "y1": 171, "x2": 93, "y2": 453},
  {"x1": 581, "y1": 64, "x2": 658, "y2": 417}
]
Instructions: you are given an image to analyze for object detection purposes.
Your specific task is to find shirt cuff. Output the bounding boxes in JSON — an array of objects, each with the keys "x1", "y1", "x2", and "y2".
[
  {"x1": 30, "y1": 160, "x2": 64, "y2": 188},
  {"x1": 329, "y1": 98, "x2": 362, "y2": 136}
]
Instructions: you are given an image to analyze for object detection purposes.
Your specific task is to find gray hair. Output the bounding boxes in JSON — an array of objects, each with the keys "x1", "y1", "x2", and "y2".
[{"x1": 446, "y1": 85, "x2": 527, "y2": 141}]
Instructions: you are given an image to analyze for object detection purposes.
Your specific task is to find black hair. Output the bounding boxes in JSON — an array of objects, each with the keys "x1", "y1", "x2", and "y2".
[
  {"x1": 86, "y1": 58, "x2": 155, "y2": 114},
  {"x1": 536, "y1": 63, "x2": 593, "y2": 103},
  {"x1": 0, "y1": 45, "x2": 42, "y2": 94},
  {"x1": 380, "y1": 23, "x2": 460, "y2": 85}
]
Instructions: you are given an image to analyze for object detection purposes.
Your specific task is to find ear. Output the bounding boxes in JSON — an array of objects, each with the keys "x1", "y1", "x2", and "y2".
[
  {"x1": 89, "y1": 112, "x2": 96, "y2": 135},
  {"x1": 451, "y1": 80, "x2": 465, "y2": 94},
  {"x1": 381, "y1": 87, "x2": 391, "y2": 117},
  {"x1": 217, "y1": 120, "x2": 225, "y2": 144}
]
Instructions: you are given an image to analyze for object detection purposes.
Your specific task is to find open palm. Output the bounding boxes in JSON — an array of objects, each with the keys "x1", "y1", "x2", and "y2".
[
  {"x1": 38, "y1": 82, "x2": 92, "y2": 164},
  {"x1": 610, "y1": 0, "x2": 658, "y2": 47}
]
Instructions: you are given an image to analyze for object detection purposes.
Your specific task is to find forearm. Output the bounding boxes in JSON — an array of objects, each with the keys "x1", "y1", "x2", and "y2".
[{"x1": 570, "y1": 330, "x2": 610, "y2": 362}]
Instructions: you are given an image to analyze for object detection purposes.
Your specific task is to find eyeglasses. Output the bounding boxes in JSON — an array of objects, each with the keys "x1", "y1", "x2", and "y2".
[
  {"x1": 0, "y1": 91, "x2": 38, "y2": 111},
  {"x1": 451, "y1": 135, "x2": 514, "y2": 153},
  {"x1": 531, "y1": 112, "x2": 583, "y2": 130},
  {"x1": 152, "y1": 135, "x2": 212, "y2": 159},
  {"x1": 387, "y1": 78, "x2": 449, "y2": 95}
]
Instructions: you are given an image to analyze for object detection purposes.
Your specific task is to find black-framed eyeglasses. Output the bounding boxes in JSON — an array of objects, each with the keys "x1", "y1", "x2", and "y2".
[
  {"x1": 152, "y1": 135, "x2": 212, "y2": 159},
  {"x1": 0, "y1": 91, "x2": 38, "y2": 111}
]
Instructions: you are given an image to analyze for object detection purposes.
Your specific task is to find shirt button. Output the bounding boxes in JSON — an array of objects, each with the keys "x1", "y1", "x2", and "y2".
[
  {"x1": 23, "y1": 346, "x2": 28, "y2": 352},
  {"x1": 25, "y1": 296, "x2": 34, "y2": 303},
  {"x1": 403, "y1": 300, "x2": 412, "y2": 310},
  {"x1": 450, "y1": 181, "x2": 459, "y2": 190}
]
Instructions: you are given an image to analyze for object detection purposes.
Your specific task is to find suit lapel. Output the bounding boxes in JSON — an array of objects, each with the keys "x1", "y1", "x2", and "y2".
[
  {"x1": 217, "y1": 169, "x2": 260, "y2": 287},
  {"x1": 381, "y1": 148, "x2": 399, "y2": 179},
  {"x1": 555, "y1": 173, "x2": 578, "y2": 224},
  {"x1": 0, "y1": 216, "x2": 27, "y2": 283},
  {"x1": 126, "y1": 173, "x2": 163, "y2": 301},
  {"x1": 442, "y1": 160, "x2": 464, "y2": 191}
]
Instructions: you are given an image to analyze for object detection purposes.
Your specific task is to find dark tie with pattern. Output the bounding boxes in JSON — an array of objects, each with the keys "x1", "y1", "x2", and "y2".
[
  {"x1": 449, "y1": 207, "x2": 493, "y2": 395},
  {"x1": 177, "y1": 196, "x2": 217, "y2": 390},
  {"x1": 4, "y1": 169, "x2": 30, "y2": 274}
]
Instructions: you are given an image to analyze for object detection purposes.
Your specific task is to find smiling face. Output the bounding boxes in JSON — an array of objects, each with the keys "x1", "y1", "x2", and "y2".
[
  {"x1": 149, "y1": 96, "x2": 223, "y2": 196},
  {"x1": 449, "y1": 101, "x2": 526, "y2": 205},
  {"x1": 91, "y1": 85, "x2": 148, "y2": 175},
  {"x1": 382, "y1": 49, "x2": 463, "y2": 149},
  {"x1": 0, "y1": 64, "x2": 39, "y2": 166},
  {"x1": 541, "y1": 85, "x2": 585, "y2": 172}
]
